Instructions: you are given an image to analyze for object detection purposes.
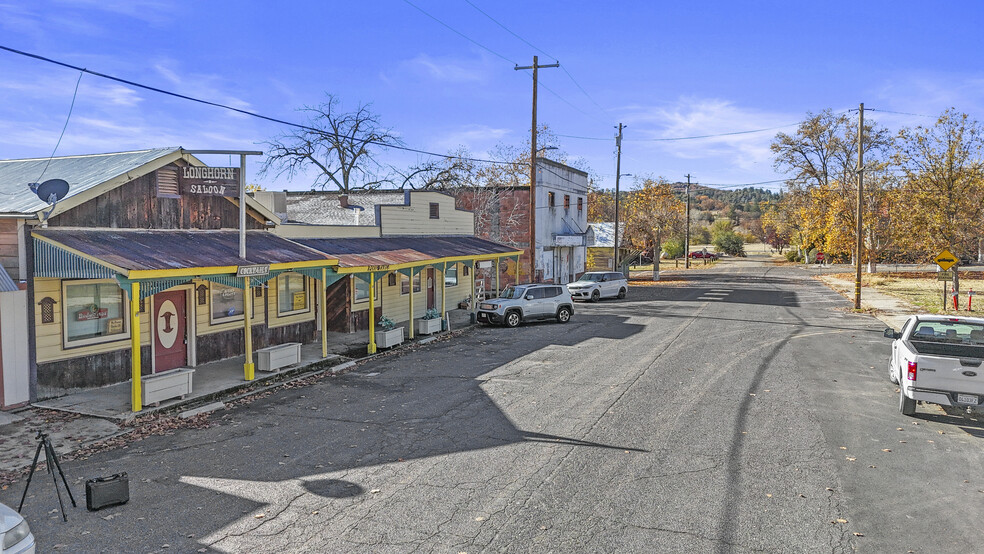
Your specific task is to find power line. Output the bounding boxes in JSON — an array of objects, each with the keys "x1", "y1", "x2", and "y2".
[
  {"x1": 866, "y1": 108, "x2": 935, "y2": 118},
  {"x1": 36, "y1": 71, "x2": 83, "y2": 184},
  {"x1": 0, "y1": 44, "x2": 525, "y2": 167},
  {"x1": 462, "y1": 0, "x2": 609, "y2": 117}
]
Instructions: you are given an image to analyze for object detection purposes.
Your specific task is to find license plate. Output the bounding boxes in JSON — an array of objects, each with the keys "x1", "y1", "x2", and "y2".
[{"x1": 957, "y1": 393, "x2": 978, "y2": 404}]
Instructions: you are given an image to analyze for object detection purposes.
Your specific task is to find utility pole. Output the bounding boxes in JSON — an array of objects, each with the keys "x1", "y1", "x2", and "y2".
[
  {"x1": 515, "y1": 55, "x2": 559, "y2": 283},
  {"x1": 854, "y1": 103, "x2": 864, "y2": 310},
  {"x1": 613, "y1": 123, "x2": 624, "y2": 273},
  {"x1": 685, "y1": 174, "x2": 692, "y2": 269}
]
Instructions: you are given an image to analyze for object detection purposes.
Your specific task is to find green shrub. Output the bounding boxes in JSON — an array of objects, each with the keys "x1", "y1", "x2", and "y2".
[
  {"x1": 662, "y1": 238, "x2": 685, "y2": 259},
  {"x1": 784, "y1": 250, "x2": 802, "y2": 262},
  {"x1": 713, "y1": 231, "x2": 745, "y2": 256}
]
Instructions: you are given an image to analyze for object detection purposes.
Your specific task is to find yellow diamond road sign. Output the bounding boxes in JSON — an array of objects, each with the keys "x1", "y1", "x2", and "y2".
[{"x1": 935, "y1": 249, "x2": 958, "y2": 271}]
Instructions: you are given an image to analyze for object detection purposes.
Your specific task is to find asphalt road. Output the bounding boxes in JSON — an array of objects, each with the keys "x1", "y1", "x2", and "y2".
[{"x1": 5, "y1": 255, "x2": 984, "y2": 553}]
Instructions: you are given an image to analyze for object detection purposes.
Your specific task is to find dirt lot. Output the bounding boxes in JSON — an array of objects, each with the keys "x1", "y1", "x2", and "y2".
[{"x1": 824, "y1": 271, "x2": 984, "y2": 315}]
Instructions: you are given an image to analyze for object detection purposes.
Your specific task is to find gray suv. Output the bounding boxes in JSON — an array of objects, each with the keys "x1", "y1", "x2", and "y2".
[{"x1": 477, "y1": 284, "x2": 574, "y2": 328}]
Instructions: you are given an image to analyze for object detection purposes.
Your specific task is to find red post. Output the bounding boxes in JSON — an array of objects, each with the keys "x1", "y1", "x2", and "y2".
[
  {"x1": 969, "y1": 289, "x2": 974, "y2": 312},
  {"x1": 953, "y1": 292, "x2": 959, "y2": 310}
]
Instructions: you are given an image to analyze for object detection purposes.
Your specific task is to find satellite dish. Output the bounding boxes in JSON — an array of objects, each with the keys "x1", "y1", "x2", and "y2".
[
  {"x1": 29, "y1": 179, "x2": 70, "y2": 204},
  {"x1": 27, "y1": 179, "x2": 70, "y2": 226}
]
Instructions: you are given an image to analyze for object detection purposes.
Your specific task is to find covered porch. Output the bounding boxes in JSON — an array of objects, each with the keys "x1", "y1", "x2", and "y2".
[{"x1": 32, "y1": 229, "x2": 338, "y2": 413}]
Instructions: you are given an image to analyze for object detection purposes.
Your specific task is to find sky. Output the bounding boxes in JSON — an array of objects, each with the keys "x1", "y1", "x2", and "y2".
[{"x1": 2, "y1": 1, "x2": 984, "y2": 193}]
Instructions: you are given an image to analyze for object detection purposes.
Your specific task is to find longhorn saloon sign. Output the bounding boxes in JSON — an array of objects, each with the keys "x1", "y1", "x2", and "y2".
[{"x1": 179, "y1": 166, "x2": 240, "y2": 197}]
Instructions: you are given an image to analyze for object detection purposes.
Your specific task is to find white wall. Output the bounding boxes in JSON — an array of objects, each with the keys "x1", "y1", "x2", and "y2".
[{"x1": 1, "y1": 290, "x2": 29, "y2": 407}]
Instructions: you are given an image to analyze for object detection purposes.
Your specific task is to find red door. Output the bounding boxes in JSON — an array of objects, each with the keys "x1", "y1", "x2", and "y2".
[
  {"x1": 154, "y1": 290, "x2": 187, "y2": 373},
  {"x1": 427, "y1": 268, "x2": 436, "y2": 310}
]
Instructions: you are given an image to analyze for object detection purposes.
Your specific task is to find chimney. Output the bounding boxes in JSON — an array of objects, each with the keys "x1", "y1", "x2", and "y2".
[{"x1": 339, "y1": 194, "x2": 349, "y2": 208}]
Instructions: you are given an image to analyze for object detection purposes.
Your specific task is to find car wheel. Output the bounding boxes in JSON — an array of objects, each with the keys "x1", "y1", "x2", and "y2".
[
  {"x1": 899, "y1": 385, "x2": 916, "y2": 416},
  {"x1": 504, "y1": 311, "x2": 521, "y2": 328},
  {"x1": 617, "y1": 288, "x2": 627, "y2": 299},
  {"x1": 889, "y1": 362, "x2": 899, "y2": 384},
  {"x1": 557, "y1": 306, "x2": 572, "y2": 323},
  {"x1": 591, "y1": 290, "x2": 601, "y2": 302}
]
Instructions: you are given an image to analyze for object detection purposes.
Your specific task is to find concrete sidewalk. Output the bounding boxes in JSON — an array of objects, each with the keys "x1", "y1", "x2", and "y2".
[
  {"x1": 814, "y1": 273, "x2": 916, "y2": 329},
  {"x1": 0, "y1": 309, "x2": 477, "y2": 478}
]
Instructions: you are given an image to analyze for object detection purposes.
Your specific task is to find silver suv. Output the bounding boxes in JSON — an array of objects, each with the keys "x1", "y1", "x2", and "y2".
[
  {"x1": 567, "y1": 272, "x2": 628, "y2": 302},
  {"x1": 477, "y1": 284, "x2": 574, "y2": 328}
]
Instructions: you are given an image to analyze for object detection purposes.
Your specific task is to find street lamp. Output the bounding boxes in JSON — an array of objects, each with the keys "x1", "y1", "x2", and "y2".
[{"x1": 613, "y1": 173, "x2": 632, "y2": 273}]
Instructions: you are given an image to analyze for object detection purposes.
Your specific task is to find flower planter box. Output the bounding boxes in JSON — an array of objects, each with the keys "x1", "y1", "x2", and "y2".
[
  {"x1": 416, "y1": 318, "x2": 442, "y2": 335},
  {"x1": 377, "y1": 327, "x2": 405, "y2": 349},
  {"x1": 141, "y1": 368, "x2": 194, "y2": 406},
  {"x1": 256, "y1": 342, "x2": 301, "y2": 372}
]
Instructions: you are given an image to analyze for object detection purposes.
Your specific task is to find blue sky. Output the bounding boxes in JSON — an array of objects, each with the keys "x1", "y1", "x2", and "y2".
[{"x1": 2, "y1": 1, "x2": 983, "y2": 192}]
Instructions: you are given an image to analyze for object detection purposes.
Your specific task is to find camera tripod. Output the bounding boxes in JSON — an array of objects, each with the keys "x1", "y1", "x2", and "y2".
[{"x1": 18, "y1": 430, "x2": 76, "y2": 521}]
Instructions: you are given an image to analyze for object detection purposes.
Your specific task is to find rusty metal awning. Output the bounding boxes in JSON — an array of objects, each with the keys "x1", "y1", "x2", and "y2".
[
  {"x1": 294, "y1": 235, "x2": 522, "y2": 272},
  {"x1": 33, "y1": 229, "x2": 337, "y2": 279}
]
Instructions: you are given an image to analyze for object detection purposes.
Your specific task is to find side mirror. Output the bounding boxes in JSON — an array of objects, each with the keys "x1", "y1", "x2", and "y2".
[
  {"x1": 526, "y1": 295, "x2": 535, "y2": 301},
  {"x1": 883, "y1": 328, "x2": 900, "y2": 339}
]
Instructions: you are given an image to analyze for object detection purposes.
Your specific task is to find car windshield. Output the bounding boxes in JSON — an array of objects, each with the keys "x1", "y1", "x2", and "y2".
[
  {"x1": 910, "y1": 320, "x2": 984, "y2": 345},
  {"x1": 576, "y1": 274, "x2": 604, "y2": 282},
  {"x1": 499, "y1": 285, "x2": 527, "y2": 299}
]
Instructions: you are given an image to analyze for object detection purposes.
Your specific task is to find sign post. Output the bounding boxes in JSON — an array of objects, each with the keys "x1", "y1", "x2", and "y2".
[{"x1": 935, "y1": 249, "x2": 958, "y2": 311}]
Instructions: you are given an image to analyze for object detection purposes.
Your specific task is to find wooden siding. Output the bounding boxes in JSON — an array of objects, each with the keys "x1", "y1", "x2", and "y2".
[
  {"x1": 37, "y1": 345, "x2": 152, "y2": 397},
  {"x1": 347, "y1": 267, "x2": 472, "y2": 331},
  {"x1": 266, "y1": 274, "x2": 316, "y2": 329},
  {"x1": 325, "y1": 278, "x2": 351, "y2": 333},
  {"x1": 195, "y1": 281, "x2": 265, "y2": 337},
  {"x1": 0, "y1": 219, "x2": 19, "y2": 279},
  {"x1": 379, "y1": 192, "x2": 473, "y2": 236},
  {"x1": 46, "y1": 168, "x2": 267, "y2": 230},
  {"x1": 196, "y1": 321, "x2": 316, "y2": 363}
]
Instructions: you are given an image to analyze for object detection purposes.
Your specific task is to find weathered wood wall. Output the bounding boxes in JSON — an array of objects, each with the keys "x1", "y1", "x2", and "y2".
[
  {"x1": 47, "y1": 170, "x2": 267, "y2": 230},
  {"x1": 0, "y1": 219, "x2": 19, "y2": 279},
  {"x1": 325, "y1": 279, "x2": 351, "y2": 332}
]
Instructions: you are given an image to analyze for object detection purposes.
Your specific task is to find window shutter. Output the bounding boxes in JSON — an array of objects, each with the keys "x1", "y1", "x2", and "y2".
[{"x1": 429, "y1": 202, "x2": 440, "y2": 219}]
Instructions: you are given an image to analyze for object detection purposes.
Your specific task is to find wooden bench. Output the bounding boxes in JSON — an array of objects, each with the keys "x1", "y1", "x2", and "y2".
[
  {"x1": 141, "y1": 368, "x2": 195, "y2": 405},
  {"x1": 256, "y1": 342, "x2": 302, "y2": 372}
]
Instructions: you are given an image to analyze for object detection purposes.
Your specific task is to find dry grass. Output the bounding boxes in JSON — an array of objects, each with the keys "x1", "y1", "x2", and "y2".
[{"x1": 830, "y1": 272, "x2": 984, "y2": 315}]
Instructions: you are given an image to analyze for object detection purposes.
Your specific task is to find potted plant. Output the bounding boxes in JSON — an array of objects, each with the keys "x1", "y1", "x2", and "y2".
[
  {"x1": 416, "y1": 308, "x2": 443, "y2": 335},
  {"x1": 376, "y1": 316, "x2": 405, "y2": 348}
]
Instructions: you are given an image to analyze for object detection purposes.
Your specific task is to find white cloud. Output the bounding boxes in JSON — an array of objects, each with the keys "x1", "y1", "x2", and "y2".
[
  {"x1": 430, "y1": 124, "x2": 511, "y2": 153},
  {"x1": 398, "y1": 53, "x2": 493, "y2": 84}
]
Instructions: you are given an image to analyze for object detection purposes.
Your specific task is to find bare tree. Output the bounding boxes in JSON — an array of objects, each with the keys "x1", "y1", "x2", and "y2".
[
  {"x1": 394, "y1": 148, "x2": 476, "y2": 190},
  {"x1": 261, "y1": 94, "x2": 400, "y2": 192}
]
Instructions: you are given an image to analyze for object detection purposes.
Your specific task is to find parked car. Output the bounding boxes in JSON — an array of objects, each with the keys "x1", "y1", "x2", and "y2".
[
  {"x1": 567, "y1": 272, "x2": 628, "y2": 302},
  {"x1": 0, "y1": 502, "x2": 35, "y2": 554},
  {"x1": 477, "y1": 284, "x2": 574, "y2": 328},
  {"x1": 885, "y1": 315, "x2": 984, "y2": 416},
  {"x1": 689, "y1": 250, "x2": 718, "y2": 259}
]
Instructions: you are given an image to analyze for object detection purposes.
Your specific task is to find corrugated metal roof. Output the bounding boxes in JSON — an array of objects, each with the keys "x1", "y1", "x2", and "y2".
[
  {"x1": 0, "y1": 264, "x2": 18, "y2": 292},
  {"x1": 285, "y1": 190, "x2": 405, "y2": 226},
  {"x1": 296, "y1": 236, "x2": 520, "y2": 268},
  {"x1": 34, "y1": 229, "x2": 333, "y2": 271},
  {"x1": 0, "y1": 148, "x2": 180, "y2": 214}
]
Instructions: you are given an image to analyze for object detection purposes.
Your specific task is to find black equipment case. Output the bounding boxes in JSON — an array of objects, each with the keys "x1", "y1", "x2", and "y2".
[{"x1": 85, "y1": 472, "x2": 129, "y2": 511}]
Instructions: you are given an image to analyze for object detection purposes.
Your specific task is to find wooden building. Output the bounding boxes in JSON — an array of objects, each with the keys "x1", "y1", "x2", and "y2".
[{"x1": 0, "y1": 149, "x2": 521, "y2": 412}]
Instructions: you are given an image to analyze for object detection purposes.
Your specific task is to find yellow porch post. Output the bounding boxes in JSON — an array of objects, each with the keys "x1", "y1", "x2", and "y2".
[
  {"x1": 368, "y1": 273, "x2": 377, "y2": 354},
  {"x1": 471, "y1": 260, "x2": 477, "y2": 313},
  {"x1": 495, "y1": 257, "x2": 500, "y2": 296},
  {"x1": 441, "y1": 265, "x2": 447, "y2": 319},
  {"x1": 243, "y1": 276, "x2": 255, "y2": 381},
  {"x1": 320, "y1": 268, "x2": 328, "y2": 359},
  {"x1": 130, "y1": 282, "x2": 142, "y2": 412},
  {"x1": 408, "y1": 269, "x2": 415, "y2": 340}
]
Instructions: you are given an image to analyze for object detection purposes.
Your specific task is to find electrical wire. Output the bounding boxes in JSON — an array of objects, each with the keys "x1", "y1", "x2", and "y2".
[
  {"x1": 0, "y1": 44, "x2": 525, "y2": 167},
  {"x1": 462, "y1": 0, "x2": 609, "y2": 117},
  {"x1": 866, "y1": 108, "x2": 935, "y2": 118},
  {"x1": 36, "y1": 71, "x2": 83, "y2": 183}
]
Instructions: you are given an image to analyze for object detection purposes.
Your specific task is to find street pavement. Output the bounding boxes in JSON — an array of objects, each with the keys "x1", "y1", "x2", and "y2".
[{"x1": 4, "y1": 254, "x2": 984, "y2": 552}]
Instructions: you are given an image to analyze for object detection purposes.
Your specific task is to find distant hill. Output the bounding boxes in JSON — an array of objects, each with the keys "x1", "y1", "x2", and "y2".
[{"x1": 668, "y1": 183, "x2": 780, "y2": 214}]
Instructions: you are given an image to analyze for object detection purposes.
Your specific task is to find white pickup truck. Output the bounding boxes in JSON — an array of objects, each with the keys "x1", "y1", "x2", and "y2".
[{"x1": 885, "y1": 315, "x2": 984, "y2": 416}]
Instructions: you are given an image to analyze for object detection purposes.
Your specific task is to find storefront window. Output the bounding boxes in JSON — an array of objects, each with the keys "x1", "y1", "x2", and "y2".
[
  {"x1": 414, "y1": 273, "x2": 421, "y2": 292},
  {"x1": 63, "y1": 280, "x2": 128, "y2": 346},
  {"x1": 277, "y1": 273, "x2": 308, "y2": 314},
  {"x1": 210, "y1": 283, "x2": 244, "y2": 323},
  {"x1": 354, "y1": 276, "x2": 370, "y2": 302},
  {"x1": 401, "y1": 274, "x2": 410, "y2": 295},
  {"x1": 445, "y1": 264, "x2": 458, "y2": 287}
]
